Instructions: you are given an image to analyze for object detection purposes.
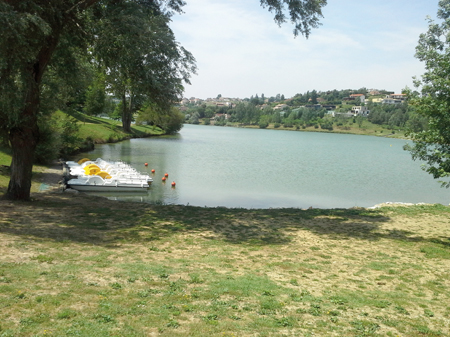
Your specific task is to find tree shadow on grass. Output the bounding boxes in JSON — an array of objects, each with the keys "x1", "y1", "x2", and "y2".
[{"x1": 0, "y1": 193, "x2": 448, "y2": 248}]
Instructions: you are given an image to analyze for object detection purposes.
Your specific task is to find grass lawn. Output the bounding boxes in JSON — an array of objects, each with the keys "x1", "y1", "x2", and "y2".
[
  {"x1": 63, "y1": 111, "x2": 164, "y2": 143},
  {"x1": 0, "y1": 191, "x2": 449, "y2": 336}
]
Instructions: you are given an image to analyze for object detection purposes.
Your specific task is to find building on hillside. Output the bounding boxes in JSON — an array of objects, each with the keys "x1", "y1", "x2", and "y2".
[
  {"x1": 305, "y1": 104, "x2": 323, "y2": 109},
  {"x1": 321, "y1": 104, "x2": 337, "y2": 110},
  {"x1": 351, "y1": 106, "x2": 369, "y2": 116},
  {"x1": 389, "y1": 94, "x2": 406, "y2": 99},
  {"x1": 371, "y1": 98, "x2": 384, "y2": 103},
  {"x1": 349, "y1": 94, "x2": 365, "y2": 102},
  {"x1": 214, "y1": 113, "x2": 230, "y2": 119},
  {"x1": 189, "y1": 98, "x2": 202, "y2": 104},
  {"x1": 382, "y1": 98, "x2": 402, "y2": 104},
  {"x1": 334, "y1": 112, "x2": 353, "y2": 118},
  {"x1": 273, "y1": 104, "x2": 289, "y2": 110},
  {"x1": 216, "y1": 102, "x2": 231, "y2": 107}
]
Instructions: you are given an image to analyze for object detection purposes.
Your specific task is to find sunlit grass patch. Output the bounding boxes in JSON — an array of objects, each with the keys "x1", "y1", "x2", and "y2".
[{"x1": 420, "y1": 244, "x2": 450, "y2": 259}]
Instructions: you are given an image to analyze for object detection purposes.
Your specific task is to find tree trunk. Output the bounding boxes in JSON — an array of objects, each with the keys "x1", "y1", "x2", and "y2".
[
  {"x1": 122, "y1": 93, "x2": 132, "y2": 133},
  {"x1": 6, "y1": 34, "x2": 59, "y2": 200},
  {"x1": 7, "y1": 124, "x2": 39, "y2": 201},
  {"x1": 6, "y1": 69, "x2": 40, "y2": 200}
]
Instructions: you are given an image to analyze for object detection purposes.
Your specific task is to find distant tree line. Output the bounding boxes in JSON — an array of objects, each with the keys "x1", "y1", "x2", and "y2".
[
  {"x1": 184, "y1": 88, "x2": 427, "y2": 133},
  {"x1": 367, "y1": 102, "x2": 428, "y2": 131}
]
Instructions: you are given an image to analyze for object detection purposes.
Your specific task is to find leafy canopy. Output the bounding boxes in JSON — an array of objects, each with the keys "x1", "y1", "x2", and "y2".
[{"x1": 405, "y1": 0, "x2": 450, "y2": 187}]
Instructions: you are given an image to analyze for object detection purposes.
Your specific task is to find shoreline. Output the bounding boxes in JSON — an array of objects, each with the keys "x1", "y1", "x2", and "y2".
[
  {"x1": 39, "y1": 164, "x2": 441, "y2": 210},
  {"x1": 193, "y1": 121, "x2": 408, "y2": 139}
]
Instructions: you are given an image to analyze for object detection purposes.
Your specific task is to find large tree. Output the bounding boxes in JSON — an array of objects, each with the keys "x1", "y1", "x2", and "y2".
[
  {"x1": 0, "y1": 0, "x2": 327, "y2": 200},
  {"x1": 405, "y1": 0, "x2": 450, "y2": 187},
  {"x1": 93, "y1": 2, "x2": 195, "y2": 132}
]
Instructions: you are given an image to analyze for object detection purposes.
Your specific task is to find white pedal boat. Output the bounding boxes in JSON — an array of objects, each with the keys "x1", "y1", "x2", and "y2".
[{"x1": 66, "y1": 175, "x2": 150, "y2": 192}]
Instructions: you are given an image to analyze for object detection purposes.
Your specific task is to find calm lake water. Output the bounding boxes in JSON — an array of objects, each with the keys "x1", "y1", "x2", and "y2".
[{"x1": 78, "y1": 124, "x2": 449, "y2": 209}]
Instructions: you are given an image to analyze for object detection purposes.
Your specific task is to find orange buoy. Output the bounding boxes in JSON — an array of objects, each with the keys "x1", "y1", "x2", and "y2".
[
  {"x1": 162, "y1": 177, "x2": 166, "y2": 182},
  {"x1": 151, "y1": 169, "x2": 155, "y2": 173},
  {"x1": 171, "y1": 181, "x2": 176, "y2": 187},
  {"x1": 164, "y1": 173, "x2": 169, "y2": 177},
  {"x1": 144, "y1": 162, "x2": 148, "y2": 166}
]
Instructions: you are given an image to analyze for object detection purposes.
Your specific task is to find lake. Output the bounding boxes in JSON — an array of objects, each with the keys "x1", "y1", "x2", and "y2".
[{"x1": 78, "y1": 124, "x2": 449, "y2": 209}]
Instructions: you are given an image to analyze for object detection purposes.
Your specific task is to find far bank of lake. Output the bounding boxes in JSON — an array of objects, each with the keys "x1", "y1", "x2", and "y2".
[
  {"x1": 78, "y1": 124, "x2": 449, "y2": 209},
  {"x1": 198, "y1": 116, "x2": 407, "y2": 139}
]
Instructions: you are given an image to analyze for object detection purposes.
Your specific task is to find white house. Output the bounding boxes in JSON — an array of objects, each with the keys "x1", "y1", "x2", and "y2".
[{"x1": 351, "y1": 106, "x2": 369, "y2": 116}]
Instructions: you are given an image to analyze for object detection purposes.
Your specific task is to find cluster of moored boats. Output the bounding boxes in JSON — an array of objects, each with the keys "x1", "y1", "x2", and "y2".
[{"x1": 64, "y1": 158, "x2": 153, "y2": 192}]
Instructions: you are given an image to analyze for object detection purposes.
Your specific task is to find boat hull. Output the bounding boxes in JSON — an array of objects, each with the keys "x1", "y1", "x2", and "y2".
[{"x1": 67, "y1": 183, "x2": 149, "y2": 192}]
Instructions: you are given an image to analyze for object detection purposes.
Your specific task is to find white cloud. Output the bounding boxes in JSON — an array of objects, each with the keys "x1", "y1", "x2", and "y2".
[{"x1": 171, "y1": 0, "x2": 436, "y2": 99}]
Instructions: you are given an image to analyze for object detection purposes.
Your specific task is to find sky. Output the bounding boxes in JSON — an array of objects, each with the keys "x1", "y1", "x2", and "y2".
[{"x1": 170, "y1": 0, "x2": 439, "y2": 100}]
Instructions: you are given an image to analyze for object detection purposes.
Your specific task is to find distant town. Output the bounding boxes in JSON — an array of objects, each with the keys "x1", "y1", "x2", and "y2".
[
  {"x1": 177, "y1": 89, "x2": 414, "y2": 132},
  {"x1": 179, "y1": 89, "x2": 406, "y2": 116}
]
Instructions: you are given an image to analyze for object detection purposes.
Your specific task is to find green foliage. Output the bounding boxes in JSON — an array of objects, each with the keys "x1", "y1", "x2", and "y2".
[
  {"x1": 368, "y1": 103, "x2": 411, "y2": 128},
  {"x1": 320, "y1": 119, "x2": 333, "y2": 130},
  {"x1": 259, "y1": 121, "x2": 269, "y2": 129},
  {"x1": 93, "y1": 3, "x2": 196, "y2": 132},
  {"x1": 214, "y1": 115, "x2": 227, "y2": 126},
  {"x1": 404, "y1": 0, "x2": 450, "y2": 187},
  {"x1": 137, "y1": 105, "x2": 184, "y2": 134},
  {"x1": 232, "y1": 102, "x2": 260, "y2": 124},
  {"x1": 59, "y1": 114, "x2": 83, "y2": 156},
  {"x1": 188, "y1": 112, "x2": 200, "y2": 124},
  {"x1": 84, "y1": 71, "x2": 106, "y2": 116},
  {"x1": 34, "y1": 111, "x2": 85, "y2": 163},
  {"x1": 34, "y1": 116, "x2": 61, "y2": 164}
]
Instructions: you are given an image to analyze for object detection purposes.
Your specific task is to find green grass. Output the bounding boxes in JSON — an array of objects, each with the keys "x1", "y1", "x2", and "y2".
[
  {"x1": 61, "y1": 111, "x2": 164, "y2": 143},
  {"x1": 0, "y1": 195, "x2": 449, "y2": 336}
]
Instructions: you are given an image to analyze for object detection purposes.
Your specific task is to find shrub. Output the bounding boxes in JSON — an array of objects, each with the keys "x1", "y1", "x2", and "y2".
[{"x1": 320, "y1": 120, "x2": 333, "y2": 130}]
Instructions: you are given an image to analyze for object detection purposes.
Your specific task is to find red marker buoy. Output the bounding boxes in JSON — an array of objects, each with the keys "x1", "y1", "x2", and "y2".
[
  {"x1": 144, "y1": 163, "x2": 148, "y2": 166},
  {"x1": 164, "y1": 173, "x2": 169, "y2": 177},
  {"x1": 162, "y1": 177, "x2": 166, "y2": 182},
  {"x1": 151, "y1": 169, "x2": 155, "y2": 173},
  {"x1": 171, "y1": 181, "x2": 176, "y2": 187}
]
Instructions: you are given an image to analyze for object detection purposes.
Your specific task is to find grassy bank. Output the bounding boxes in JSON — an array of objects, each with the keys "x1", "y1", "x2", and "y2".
[
  {"x1": 0, "y1": 192, "x2": 449, "y2": 336},
  {"x1": 206, "y1": 119, "x2": 406, "y2": 139},
  {"x1": 62, "y1": 111, "x2": 164, "y2": 144}
]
